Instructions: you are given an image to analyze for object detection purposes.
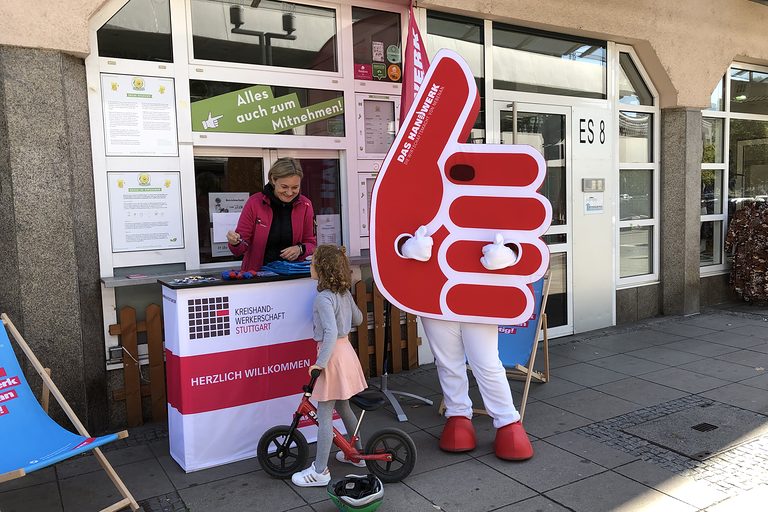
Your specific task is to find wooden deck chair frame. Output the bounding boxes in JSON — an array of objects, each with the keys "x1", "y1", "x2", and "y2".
[
  {"x1": 0, "y1": 313, "x2": 140, "y2": 512},
  {"x1": 437, "y1": 271, "x2": 551, "y2": 423}
]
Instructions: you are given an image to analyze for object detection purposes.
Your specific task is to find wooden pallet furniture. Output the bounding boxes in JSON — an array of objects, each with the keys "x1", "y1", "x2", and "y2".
[{"x1": 109, "y1": 304, "x2": 167, "y2": 427}]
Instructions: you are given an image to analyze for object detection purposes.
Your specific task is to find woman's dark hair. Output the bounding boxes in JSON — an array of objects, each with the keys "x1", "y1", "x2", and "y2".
[{"x1": 313, "y1": 245, "x2": 352, "y2": 294}]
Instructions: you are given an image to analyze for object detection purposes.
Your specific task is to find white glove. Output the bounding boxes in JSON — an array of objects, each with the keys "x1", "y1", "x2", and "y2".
[
  {"x1": 400, "y1": 226, "x2": 433, "y2": 261},
  {"x1": 481, "y1": 233, "x2": 519, "y2": 270}
]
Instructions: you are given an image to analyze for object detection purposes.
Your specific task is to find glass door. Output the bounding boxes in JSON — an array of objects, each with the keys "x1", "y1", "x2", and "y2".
[
  {"x1": 495, "y1": 102, "x2": 573, "y2": 337},
  {"x1": 272, "y1": 149, "x2": 344, "y2": 247}
]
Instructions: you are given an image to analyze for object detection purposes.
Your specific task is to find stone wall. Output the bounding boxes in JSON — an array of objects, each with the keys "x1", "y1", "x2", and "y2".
[{"x1": 0, "y1": 46, "x2": 107, "y2": 433}]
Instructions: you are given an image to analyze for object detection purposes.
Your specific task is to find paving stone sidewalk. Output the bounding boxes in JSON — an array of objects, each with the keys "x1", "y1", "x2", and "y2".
[{"x1": 2, "y1": 303, "x2": 768, "y2": 511}]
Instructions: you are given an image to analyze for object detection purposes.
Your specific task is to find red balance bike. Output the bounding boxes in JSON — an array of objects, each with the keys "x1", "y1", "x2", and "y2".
[{"x1": 257, "y1": 369, "x2": 417, "y2": 483}]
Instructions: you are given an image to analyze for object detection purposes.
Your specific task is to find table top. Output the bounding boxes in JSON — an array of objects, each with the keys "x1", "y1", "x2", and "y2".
[{"x1": 158, "y1": 272, "x2": 309, "y2": 290}]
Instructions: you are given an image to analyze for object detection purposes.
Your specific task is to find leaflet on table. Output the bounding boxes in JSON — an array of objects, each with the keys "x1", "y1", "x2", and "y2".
[{"x1": 209, "y1": 193, "x2": 249, "y2": 257}]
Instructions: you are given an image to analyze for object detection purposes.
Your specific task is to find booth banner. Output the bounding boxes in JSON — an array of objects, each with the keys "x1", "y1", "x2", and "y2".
[
  {"x1": 162, "y1": 279, "x2": 344, "y2": 472},
  {"x1": 191, "y1": 85, "x2": 344, "y2": 134}
]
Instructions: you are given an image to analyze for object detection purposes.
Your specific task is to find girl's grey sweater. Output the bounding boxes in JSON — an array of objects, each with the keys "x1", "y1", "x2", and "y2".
[{"x1": 313, "y1": 289, "x2": 364, "y2": 367}]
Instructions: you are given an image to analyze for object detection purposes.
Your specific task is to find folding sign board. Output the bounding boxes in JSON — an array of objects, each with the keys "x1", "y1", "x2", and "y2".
[{"x1": 370, "y1": 49, "x2": 552, "y2": 325}]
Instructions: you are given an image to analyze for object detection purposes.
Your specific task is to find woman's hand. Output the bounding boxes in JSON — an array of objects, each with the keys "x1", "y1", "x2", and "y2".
[
  {"x1": 280, "y1": 244, "x2": 302, "y2": 261},
  {"x1": 308, "y1": 364, "x2": 323, "y2": 376},
  {"x1": 226, "y1": 230, "x2": 241, "y2": 245}
]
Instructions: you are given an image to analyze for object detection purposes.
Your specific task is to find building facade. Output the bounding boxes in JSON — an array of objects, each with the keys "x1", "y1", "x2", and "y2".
[{"x1": 1, "y1": 0, "x2": 767, "y2": 431}]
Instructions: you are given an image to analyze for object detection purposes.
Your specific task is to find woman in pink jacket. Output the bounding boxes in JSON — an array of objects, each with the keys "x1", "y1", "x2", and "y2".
[{"x1": 226, "y1": 158, "x2": 316, "y2": 270}]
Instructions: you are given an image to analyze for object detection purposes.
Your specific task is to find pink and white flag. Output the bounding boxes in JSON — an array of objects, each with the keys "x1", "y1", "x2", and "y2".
[{"x1": 400, "y1": 5, "x2": 431, "y2": 122}]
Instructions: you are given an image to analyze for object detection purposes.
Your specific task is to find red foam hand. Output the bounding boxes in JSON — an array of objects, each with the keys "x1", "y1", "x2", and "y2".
[{"x1": 370, "y1": 49, "x2": 552, "y2": 325}]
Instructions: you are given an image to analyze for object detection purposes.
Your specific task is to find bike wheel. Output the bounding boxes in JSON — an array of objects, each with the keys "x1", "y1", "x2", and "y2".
[
  {"x1": 364, "y1": 427, "x2": 417, "y2": 483},
  {"x1": 257, "y1": 425, "x2": 309, "y2": 478}
]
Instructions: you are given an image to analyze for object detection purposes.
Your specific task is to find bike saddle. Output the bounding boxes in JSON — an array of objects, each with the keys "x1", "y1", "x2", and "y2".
[{"x1": 350, "y1": 390, "x2": 387, "y2": 411}]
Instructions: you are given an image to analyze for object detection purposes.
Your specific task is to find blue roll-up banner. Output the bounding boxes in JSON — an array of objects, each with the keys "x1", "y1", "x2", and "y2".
[
  {"x1": 497, "y1": 277, "x2": 544, "y2": 369},
  {"x1": 0, "y1": 325, "x2": 120, "y2": 477}
]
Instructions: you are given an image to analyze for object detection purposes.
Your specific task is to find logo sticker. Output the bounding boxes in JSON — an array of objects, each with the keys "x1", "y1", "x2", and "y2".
[{"x1": 188, "y1": 297, "x2": 231, "y2": 339}]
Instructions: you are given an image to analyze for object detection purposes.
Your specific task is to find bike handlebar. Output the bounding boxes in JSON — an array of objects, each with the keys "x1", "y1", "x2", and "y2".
[{"x1": 303, "y1": 368, "x2": 322, "y2": 393}]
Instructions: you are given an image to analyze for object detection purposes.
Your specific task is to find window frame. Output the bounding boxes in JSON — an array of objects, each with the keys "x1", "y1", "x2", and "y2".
[
  {"x1": 186, "y1": 0, "x2": 344, "y2": 79},
  {"x1": 615, "y1": 45, "x2": 661, "y2": 287},
  {"x1": 699, "y1": 61, "x2": 768, "y2": 276}
]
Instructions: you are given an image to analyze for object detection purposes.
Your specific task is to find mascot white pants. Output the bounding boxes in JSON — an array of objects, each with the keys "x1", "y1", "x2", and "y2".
[{"x1": 421, "y1": 319, "x2": 520, "y2": 428}]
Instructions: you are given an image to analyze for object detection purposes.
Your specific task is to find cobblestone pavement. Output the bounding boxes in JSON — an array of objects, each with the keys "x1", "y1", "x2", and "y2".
[{"x1": 577, "y1": 395, "x2": 768, "y2": 496}]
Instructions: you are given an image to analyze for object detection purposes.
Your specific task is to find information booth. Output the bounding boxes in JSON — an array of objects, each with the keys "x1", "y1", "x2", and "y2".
[{"x1": 161, "y1": 273, "x2": 331, "y2": 472}]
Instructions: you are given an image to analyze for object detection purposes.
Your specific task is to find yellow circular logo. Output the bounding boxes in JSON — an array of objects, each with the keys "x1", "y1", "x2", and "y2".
[
  {"x1": 132, "y1": 77, "x2": 145, "y2": 91},
  {"x1": 387, "y1": 65, "x2": 401, "y2": 81},
  {"x1": 138, "y1": 173, "x2": 151, "y2": 186}
]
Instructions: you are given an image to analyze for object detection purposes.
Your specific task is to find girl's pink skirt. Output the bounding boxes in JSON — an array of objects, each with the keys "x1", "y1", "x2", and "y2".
[{"x1": 312, "y1": 336, "x2": 368, "y2": 402}]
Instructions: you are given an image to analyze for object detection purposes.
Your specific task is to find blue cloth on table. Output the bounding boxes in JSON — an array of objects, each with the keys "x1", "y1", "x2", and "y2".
[{"x1": 261, "y1": 260, "x2": 311, "y2": 276}]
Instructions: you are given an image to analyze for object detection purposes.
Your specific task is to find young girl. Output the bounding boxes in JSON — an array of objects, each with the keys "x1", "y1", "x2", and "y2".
[{"x1": 291, "y1": 244, "x2": 369, "y2": 487}]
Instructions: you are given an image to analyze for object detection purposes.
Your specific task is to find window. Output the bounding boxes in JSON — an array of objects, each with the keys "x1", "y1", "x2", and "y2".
[
  {"x1": 191, "y1": 0, "x2": 338, "y2": 72},
  {"x1": 194, "y1": 155, "x2": 342, "y2": 265},
  {"x1": 618, "y1": 53, "x2": 652, "y2": 106},
  {"x1": 701, "y1": 64, "x2": 768, "y2": 271},
  {"x1": 97, "y1": 0, "x2": 172, "y2": 62},
  {"x1": 700, "y1": 115, "x2": 726, "y2": 268},
  {"x1": 195, "y1": 156, "x2": 265, "y2": 265},
  {"x1": 616, "y1": 49, "x2": 659, "y2": 283},
  {"x1": 492, "y1": 24, "x2": 606, "y2": 99},
  {"x1": 352, "y1": 7, "x2": 402, "y2": 82},
  {"x1": 427, "y1": 11, "x2": 485, "y2": 143},
  {"x1": 730, "y1": 68, "x2": 768, "y2": 115}
]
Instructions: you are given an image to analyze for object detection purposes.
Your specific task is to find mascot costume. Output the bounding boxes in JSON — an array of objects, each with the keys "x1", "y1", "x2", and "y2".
[{"x1": 370, "y1": 50, "x2": 552, "y2": 460}]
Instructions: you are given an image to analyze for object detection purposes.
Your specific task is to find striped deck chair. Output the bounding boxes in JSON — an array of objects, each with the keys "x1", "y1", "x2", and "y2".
[{"x1": 0, "y1": 313, "x2": 139, "y2": 512}]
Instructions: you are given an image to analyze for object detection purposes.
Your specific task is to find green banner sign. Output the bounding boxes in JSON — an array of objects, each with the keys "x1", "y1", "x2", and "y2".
[{"x1": 191, "y1": 85, "x2": 344, "y2": 134}]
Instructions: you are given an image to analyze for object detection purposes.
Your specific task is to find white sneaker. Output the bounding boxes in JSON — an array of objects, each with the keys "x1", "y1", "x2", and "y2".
[
  {"x1": 291, "y1": 463, "x2": 331, "y2": 487},
  {"x1": 335, "y1": 450, "x2": 367, "y2": 468}
]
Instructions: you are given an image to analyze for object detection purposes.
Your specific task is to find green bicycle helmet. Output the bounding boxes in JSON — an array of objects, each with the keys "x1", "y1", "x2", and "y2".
[{"x1": 327, "y1": 474, "x2": 384, "y2": 512}]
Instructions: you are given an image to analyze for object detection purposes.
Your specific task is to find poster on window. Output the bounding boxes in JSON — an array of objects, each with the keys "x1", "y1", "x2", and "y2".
[
  {"x1": 209, "y1": 193, "x2": 250, "y2": 257},
  {"x1": 100, "y1": 74, "x2": 178, "y2": 156},
  {"x1": 191, "y1": 84, "x2": 344, "y2": 135},
  {"x1": 108, "y1": 172, "x2": 184, "y2": 252},
  {"x1": 316, "y1": 214, "x2": 341, "y2": 245},
  {"x1": 363, "y1": 99, "x2": 396, "y2": 155}
]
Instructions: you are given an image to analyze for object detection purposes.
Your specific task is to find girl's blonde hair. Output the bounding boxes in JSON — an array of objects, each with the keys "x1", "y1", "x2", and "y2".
[
  {"x1": 313, "y1": 245, "x2": 352, "y2": 294},
  {"x1": 268, "y1": 157, "x2": 303, "y2": 183}
]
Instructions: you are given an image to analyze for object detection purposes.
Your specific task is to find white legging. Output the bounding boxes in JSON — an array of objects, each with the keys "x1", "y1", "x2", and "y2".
[{"x1": 421, "y1": 317, "x2": 520, "y2": 429}]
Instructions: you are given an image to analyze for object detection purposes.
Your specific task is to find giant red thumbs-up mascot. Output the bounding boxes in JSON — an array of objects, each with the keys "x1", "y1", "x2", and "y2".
[{"x1": 370, "y1": 49, "x2": 552, "y2": 460}]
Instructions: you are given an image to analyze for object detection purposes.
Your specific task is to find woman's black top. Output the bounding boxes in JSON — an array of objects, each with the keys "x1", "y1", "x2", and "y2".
[{"x1": 263, "y1": 183, "x2": 296, "y2": 264}]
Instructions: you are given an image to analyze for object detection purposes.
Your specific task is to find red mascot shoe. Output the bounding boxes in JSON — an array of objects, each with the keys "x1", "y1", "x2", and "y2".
[
  {"x1": 494, "y1": 421, "x2": 533, "y2": 461},
  {"x1": 439, "y1": 416, "x2": 476, "y2": 452}
]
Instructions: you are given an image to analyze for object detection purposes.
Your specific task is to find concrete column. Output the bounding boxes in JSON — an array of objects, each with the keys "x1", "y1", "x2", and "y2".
[
  {"x1": 660, "y1": 107, "x2": 703, "y2": 316},
  {"x1": 0, "y1": 46, "x2": 107, "y2": 432}
]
